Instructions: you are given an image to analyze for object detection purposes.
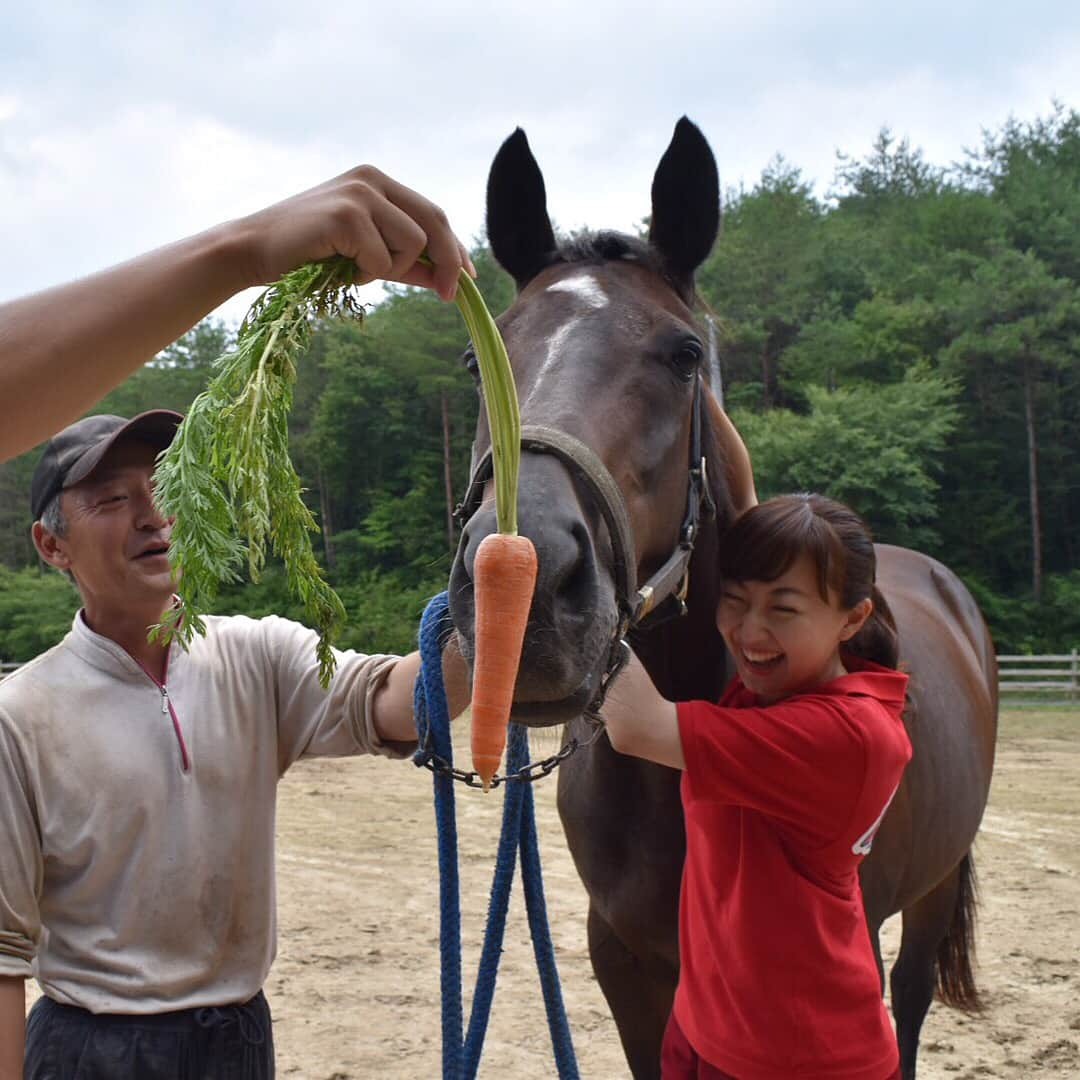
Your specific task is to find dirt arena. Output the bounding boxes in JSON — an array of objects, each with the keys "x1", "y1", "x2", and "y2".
[{"x1": 26, "y1": 708, "x2": 1080, "y2": 1077}]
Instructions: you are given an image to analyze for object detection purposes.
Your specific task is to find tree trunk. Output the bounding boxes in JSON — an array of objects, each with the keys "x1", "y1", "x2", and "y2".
[
  {"x1": 316, "y1": 460, "x2": 336, "y2": 572},
  {"x1": 441, "y1": 391, "x2": 456, "y2": 557},
  {"x1": 707, "y1": 317, "x2": 724, "y2": 409},
  {"x1": 1023, "y1": 359, "x2": 1042, "y2": 601}
]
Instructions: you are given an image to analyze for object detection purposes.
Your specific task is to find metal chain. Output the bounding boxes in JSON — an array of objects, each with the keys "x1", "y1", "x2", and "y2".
[
  {"x1": 589, "y1": 635, "x2": 632, "y2": 715},
  {"x1": 415, "y1": 715, "x2": 607, "y2": 789},
  {"x1": 415, "y1": 638, "x2": 630, "y2": 789}
]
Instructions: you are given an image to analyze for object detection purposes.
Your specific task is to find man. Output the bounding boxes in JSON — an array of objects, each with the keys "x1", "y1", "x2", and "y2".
[
  {"x1": 0, "y1": 165, "x2": 474, "y2": 462},
  {"x1": 0, "y1": 410, "x2": 467, "y2": 1078}
]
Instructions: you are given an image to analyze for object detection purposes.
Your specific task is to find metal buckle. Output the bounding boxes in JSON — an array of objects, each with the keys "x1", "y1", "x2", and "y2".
[
  {"x1": 636, "y1": 584, "x2": 655, "y2": 620},
  {"x1": 675, "y1": 569, "x2": 690, "y2": 605}
]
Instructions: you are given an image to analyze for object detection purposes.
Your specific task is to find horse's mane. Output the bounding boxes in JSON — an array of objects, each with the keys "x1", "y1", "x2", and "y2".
[{"x1": 554, "y1": 230, "x2": 696, "y2": 305}]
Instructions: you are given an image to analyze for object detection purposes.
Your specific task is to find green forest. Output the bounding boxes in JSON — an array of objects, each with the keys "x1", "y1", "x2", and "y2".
[{"x1": 2, "y1": 107, "x2": 1078, "y2": 661}]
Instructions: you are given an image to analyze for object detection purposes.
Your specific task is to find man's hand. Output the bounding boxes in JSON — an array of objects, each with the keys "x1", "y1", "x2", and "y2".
[
  {"x1": 440, "y1": 632, "x2": 472, "y2": 720},
  {"x1": 236, "y1": 165, "x2": 476, "y2": 301},
  {"x1": 706, "y1": 388, "x2": 757, "y2": 514}
]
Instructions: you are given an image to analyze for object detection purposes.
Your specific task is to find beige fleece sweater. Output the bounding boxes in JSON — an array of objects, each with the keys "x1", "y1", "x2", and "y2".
[{"x1": 0, "y1": 611, "x2": 405, "y2": 1013}]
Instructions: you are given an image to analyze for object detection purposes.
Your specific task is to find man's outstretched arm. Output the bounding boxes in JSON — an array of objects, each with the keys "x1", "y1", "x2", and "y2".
[{"x1": 0, "y1": 165, "x2": 473, "y2": 462}]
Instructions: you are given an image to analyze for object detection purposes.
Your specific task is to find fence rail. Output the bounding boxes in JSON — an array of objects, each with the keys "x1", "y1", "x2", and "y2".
[{"x1": 997, "y1": 651, "x2": 1079, "y2": 701}]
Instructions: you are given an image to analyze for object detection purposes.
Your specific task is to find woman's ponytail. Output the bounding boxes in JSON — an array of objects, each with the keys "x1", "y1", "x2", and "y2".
[{"x1": 845, "y1": 584, "x2": 900, "y2": 670}]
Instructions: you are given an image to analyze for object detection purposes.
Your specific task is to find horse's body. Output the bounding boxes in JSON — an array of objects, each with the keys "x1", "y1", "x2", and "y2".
[{"x1": 449, "y1": 120, "x2": 998, "y2": 1080}]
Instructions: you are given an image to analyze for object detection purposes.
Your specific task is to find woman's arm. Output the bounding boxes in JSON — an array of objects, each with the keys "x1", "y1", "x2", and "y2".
[
  {"x1": 0, "y1": 976, "x2": 25, "y2": 1080},
  {"x1": 0, "y1": 165, "x2": 473, "y2": 462},
  {"x1": 601, "y1": 649, "x2": 685, "y2": 770}
]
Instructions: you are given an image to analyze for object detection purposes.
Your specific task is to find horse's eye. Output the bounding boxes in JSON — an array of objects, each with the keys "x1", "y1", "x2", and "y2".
[{"x1": 671, "y1": 340, "x2": 703, "y2": 379}]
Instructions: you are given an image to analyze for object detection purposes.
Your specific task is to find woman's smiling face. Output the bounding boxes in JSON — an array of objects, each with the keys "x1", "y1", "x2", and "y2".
[{"x1": 716, "y1": 551, "x2": 871, "y2": 703}]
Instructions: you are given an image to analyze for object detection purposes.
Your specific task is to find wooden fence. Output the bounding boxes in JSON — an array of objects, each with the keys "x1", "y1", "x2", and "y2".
[{"x1": 997, "y1": 651, "x2": 1079, "y2": 702}]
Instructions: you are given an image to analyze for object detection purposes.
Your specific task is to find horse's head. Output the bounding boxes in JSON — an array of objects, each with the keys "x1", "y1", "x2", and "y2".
[{"x1": 450, "y1": 118, "x2": 744, "y2": 726}]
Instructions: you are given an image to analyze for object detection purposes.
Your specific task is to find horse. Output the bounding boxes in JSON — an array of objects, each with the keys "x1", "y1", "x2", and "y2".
[{"x1": 447, "y1": 118, "x2": 998, "y2": 1080}]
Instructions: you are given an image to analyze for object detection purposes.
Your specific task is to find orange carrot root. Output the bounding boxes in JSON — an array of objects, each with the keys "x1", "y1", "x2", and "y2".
[{"x1": 470, "y1": 532, "x2": 538, "y2": 791}]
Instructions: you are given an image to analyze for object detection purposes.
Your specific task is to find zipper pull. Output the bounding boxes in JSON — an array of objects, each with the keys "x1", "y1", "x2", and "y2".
[{"x1": 160, "y1": 685, "x2": 169, "y2": 715}]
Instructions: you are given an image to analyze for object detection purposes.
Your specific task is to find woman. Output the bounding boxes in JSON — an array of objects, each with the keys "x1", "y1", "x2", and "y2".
[{"x1": 602, "y1": 493, "x2": 911, "y2": 1080}]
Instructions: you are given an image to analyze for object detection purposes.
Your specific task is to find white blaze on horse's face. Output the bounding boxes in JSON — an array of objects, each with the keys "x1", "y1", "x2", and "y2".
[
  {"x1": 526, "y1": 273, "x2": 610, "y2": 407},
  {"x1": 547, "y1": 273, "x2": 610, "y2": 310}
]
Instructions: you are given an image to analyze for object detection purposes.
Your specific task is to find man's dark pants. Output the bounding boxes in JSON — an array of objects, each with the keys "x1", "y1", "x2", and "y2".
[{"x1": 23, "y1": 991, "x2": 273, "y2": 1079}]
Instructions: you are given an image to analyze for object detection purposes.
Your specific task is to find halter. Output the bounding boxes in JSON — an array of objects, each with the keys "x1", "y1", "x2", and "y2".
[{"x1": 455, "y1": 373, "x2": 716, "y2": 714}]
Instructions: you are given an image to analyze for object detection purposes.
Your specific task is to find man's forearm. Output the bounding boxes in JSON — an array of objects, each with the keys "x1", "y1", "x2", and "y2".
[
  {"x1": 372, "y1": 637, "x2": 471, "y2": 745},
  {"x1": 0, "y1": 224, "x2": 250, "y2": 461},
  {"x1": 0, "y1": 163, "x2": 474, "y2": 464},
  {"x1": 0, "y1": 976, "x2": 26, "y2": 1080}
]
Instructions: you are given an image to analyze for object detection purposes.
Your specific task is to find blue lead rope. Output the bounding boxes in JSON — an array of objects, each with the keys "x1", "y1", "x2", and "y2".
[{"x1": 413, "y1": 592, "x2": 579, "y2": 1080}]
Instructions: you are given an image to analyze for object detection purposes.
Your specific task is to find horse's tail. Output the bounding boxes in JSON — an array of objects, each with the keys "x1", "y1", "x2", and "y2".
[{"x1": 936, "y1": 851, "x2": 981, "y2": 1011}]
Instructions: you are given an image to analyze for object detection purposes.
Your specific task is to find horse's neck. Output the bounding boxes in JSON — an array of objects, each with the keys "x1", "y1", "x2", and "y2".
[{"x1": 634, "y1": 514, "x2": 729, "y2": 703}]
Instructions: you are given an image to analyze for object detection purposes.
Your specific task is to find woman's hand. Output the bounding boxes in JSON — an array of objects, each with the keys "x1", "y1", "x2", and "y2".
[{"x1": 601, "y1": 648, "x2": 685, "y2": 770}]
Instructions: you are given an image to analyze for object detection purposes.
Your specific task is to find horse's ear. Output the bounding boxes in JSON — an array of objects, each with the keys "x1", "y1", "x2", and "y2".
[
  {"x1": 649, "y1": 117, "x2": 720, "y2": 287},
  {"x1": 706, "y1": 387, "x2": 758, "y2": 515},
  {"x1": 486, "y1": 129, "x2": 558, "y2": 289}
]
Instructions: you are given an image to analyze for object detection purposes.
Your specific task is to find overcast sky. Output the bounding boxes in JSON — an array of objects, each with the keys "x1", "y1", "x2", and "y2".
[{"x1": 3, "y1": 1, "x2": 1078, "y2": 325}]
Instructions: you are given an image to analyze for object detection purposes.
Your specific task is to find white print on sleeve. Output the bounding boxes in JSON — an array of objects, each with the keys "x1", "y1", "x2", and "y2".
[{"x1": 852, "y1": 784, "x2": 900, "y2": 856}]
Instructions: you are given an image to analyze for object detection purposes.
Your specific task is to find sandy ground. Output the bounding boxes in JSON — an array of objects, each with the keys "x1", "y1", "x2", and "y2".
[{"x1": 26, "y1": 709, "x2": 1080, "y2": 1077}]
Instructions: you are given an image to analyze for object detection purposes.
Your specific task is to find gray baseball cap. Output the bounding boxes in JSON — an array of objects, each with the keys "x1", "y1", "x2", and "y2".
[{"x1": 30, "y1": 410, "x2": 183, "y2": 520}]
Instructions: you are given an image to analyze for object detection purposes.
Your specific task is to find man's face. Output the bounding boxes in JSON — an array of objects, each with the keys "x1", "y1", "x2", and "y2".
[{"x1": 45, "y1": 438, "x2": 175, "y2": 613}]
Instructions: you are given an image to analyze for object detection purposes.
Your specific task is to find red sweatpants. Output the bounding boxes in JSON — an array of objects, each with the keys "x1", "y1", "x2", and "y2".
[
  {"x1": 660, "y1": 1013, "x2": 737, "y2": 1079},
  {"x1": 660, "y1": 1012, "x2": 902, "y2": 1079}
]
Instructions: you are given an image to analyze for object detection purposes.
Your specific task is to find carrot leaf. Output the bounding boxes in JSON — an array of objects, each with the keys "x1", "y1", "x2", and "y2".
[
  {"x1": 152, "y1": 256, "x2": 516, "y2": 688},
  {"x1": 152, "y1": 257, "x2": 361, "y2": 686}
]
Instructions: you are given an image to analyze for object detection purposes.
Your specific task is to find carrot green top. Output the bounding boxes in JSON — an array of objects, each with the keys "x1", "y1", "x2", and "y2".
[{"x1": 153, "y1": 256, "x2": 519, "y2": 686}]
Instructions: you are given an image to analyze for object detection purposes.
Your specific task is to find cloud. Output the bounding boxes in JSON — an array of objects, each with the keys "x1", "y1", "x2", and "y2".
[
  {"x1": 1, "y1": 1, "x2": 1078, "y2": 327},
  {"x1": 0, "y1": 101, "x2": 342, "y2": 310}
]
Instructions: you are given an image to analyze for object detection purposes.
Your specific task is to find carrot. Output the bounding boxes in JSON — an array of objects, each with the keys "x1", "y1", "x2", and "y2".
[
  {"x1": 411, "y1": 260, "x2": 538, "y2": 788},
  {"x1": 470, "y1": 533, "x2": 538, "y2": 790},
  {"x1": 442, "y1": 268, "x2": 539, "y2": 790}
]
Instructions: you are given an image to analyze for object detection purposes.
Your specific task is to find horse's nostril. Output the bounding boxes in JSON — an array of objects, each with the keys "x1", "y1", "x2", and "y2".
[{"x1": 551, "y1": 520, "x2": 595, "y2": 610}]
